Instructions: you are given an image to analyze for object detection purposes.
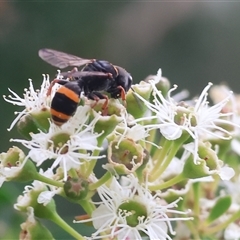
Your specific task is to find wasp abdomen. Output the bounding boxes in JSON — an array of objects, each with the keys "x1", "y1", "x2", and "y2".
[{"x1": 51, "y1": 84, "x2": 80, "y2": 126}]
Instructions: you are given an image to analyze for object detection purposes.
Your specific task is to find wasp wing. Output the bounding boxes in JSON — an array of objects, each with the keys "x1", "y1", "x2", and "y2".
[
  {"x1": 59, "y1": 70, "x2": 113, "y2": 79},
  {"x1": 38, "y1": 48, "x2": 94, "y2": 69}
]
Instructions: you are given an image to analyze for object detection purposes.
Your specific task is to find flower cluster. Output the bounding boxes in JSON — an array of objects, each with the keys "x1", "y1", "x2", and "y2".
[{"x1": 1, "y1": 67, "x2": 240, "y2": 240}]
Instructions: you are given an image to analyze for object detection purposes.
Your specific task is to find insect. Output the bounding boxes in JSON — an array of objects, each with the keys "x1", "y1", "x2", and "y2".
[{"x1": 38, "y1": 48, "x2": 132, "y2": 126}]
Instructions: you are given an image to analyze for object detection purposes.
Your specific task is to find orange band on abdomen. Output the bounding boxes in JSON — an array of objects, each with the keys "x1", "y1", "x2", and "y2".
[
  {"x1": 50, "y1": 108, "x2": 71, "y2": 121},
  {"x1": 57, "y1": 87, "x2": 79, "y2": 103}
]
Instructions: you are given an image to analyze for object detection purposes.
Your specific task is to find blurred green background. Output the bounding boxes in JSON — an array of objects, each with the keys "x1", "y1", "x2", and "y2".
[{"x1": 1, "y1": 2, "x2": 240, "y2": 239}]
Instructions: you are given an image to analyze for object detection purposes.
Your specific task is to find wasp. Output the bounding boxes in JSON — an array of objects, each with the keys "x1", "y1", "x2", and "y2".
[{"x1": 38, "y1": 48, "x2": 132, "y2": 126}]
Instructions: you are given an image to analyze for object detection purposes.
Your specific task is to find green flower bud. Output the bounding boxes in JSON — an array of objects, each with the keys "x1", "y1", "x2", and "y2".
[
  {"x1": 154, "y1": 76, "x2": 171, "y2": 97},
  {"x1": 0, "y1": 146, "x2": 38, "y2": 185},
  {"x1": 107, "y1": 139, "x2": 146, "y2": 174},
  {"x1": 89, "y1": 98, "x2": 124, "y2": 116},
  {"x1": 183, "y1": 142, "x2": 234, "y2": 180},
  {"x1": 182, "y1": 156, "x2": 209, "y2": 179},
  {"x1": 17, "y1": 115, "x2": 41, "y2": 140},
  {"x1": 19, "y1": 207, "x2": 55, "y2": 240},
  {"x1": 198, "y1": 142, "x2": 218, "y2": 170},
  {"x1": 126, "y1": 82, "x2": 152, "y2": 119},
  {"x1": 15, "y1": 180, "x2": 57, "y2": 220},
  {"x1": 135, "y1": 149, "x2": 150, "y2": 181},
  {"x1": 30, "y1": 108, "x2": 51, "y2": 131},
  {"x1": 143, "y1": 69, "x2": 170, "y2": 100},
  {"x1": 64, "y1": 178, "x2": 89, "y2": 200},
  {"x1": 17, "y1": 108, "x2": 51, "y2": 139},
  {"x1": 90, "y1": 109, "x2": 122, "y2": 142},
  {"x1": 160, "y1": 180, "x2": 192, "y2": 204}
]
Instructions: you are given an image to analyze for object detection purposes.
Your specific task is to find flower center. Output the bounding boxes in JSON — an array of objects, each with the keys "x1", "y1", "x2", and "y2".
[
  {"x1": 118, "y1": 200, "x2": 147, "y2": 227},
  {"x1": 174, "y1": 106, "x2": 197, "y2": 127},
  {"x1": 49, "y1": 133, "x2": 71, "y2": 154}
]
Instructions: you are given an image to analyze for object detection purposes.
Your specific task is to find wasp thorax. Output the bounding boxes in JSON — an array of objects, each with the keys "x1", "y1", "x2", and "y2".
[{"x1": 49, "y1": 133, "x2": 71, "y2": 154}]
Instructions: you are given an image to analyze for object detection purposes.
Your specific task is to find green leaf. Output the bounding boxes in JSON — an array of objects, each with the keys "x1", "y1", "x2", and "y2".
[{"x1": 206, "y1": 196, "x2": 231, "y2": 223}]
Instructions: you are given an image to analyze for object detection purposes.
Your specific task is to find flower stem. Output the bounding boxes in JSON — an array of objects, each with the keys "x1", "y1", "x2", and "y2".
[
  {"x1": 68, "y1": 168, "x2": 79, "y2": 179},
  {"x1": 146, "y1": 125, "x2": 158, "y2": 155},
  {"x1": 84, "y1": 159, "x2": 97, "y2": 178},
  {"x1": 177, "y1": 203, "x2": 201, "y2": 239},
  {"x1": 89, "y1": 171, "x2": 112, "y2": 191},
  {"x1": 186, "y1": 220, "x2": 201, "y2": 239},
  {"x1": 204, "y1": 209, "x2": 240, "y2": 234},
  {"x1": 50, "y1": 211, "x2": 85, "y2": 240},
  {"x1": 34, "y1": 172, "x2": 64, "y2": 188},
  {"x1": 149, "y1": 173, "x2": 185, "y2": 191},
  {"x1": 192, "y1": 182, "x2": 200, "y2": 216},
  {"x1": 157, "y1": 137, "x2": 172, "y2": 161},
  {"x1": 149, "y1": 138, "x2": 172, "y2": 180},
  {"x1": 84, "y1": 138, "x2": 104, "y2": 177},
  {"x1": 150, "y1": 133, "x2": 190, "y2": 182},
  {"x1": 78, "y1": 199, "x2": 96, "y2": 215}
]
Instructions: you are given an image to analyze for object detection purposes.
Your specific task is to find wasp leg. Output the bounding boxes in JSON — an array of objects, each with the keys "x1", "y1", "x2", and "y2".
[
  {"x1": 47, "y1": 79, "x2": 70, "y2": 96},
  {"x1": 87, "y1": 92, "x2": 109, "y2": 115},
  {"x1": 117, "y1": 85, "x2": 126, "y2": 107},
  {"x1": 58, "y1": 67, "x2": 79, "y2": 80}
]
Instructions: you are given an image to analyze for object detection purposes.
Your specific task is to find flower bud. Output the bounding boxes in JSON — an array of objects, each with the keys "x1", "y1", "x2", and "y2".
[
  {"x1": 90, "y1": 109, "x2": 122, "y2": 142},
  {"x1": 126, "y1": 82, "x2": 152, "y2": 119},
  {"x1": 91, "y1": 98, "x2": 125, "y2": 116},
  {"x1": 64, "y1": 177, "x2": 89, "y2": 200},
  {"x1": 143, "y1": 69, "x2": 170, "y2": 100},
  {"x1": 0, "y1": 147, "x2": 38, "y2": 186},
  {"x1": 160, "y1": 180, "x2": 191, "y2": 204},
  {"x1": 14, "y1": 180, "x2": 57, "y2": 220},
  {"x1": 182, "y1": 154, "x2": 209, "y2": 179},
  {"x1": 19, "y1": 207, "x2": 54, "y2": 240},
  {"x1": 17, "y1": 115, "x2": 40, "y2": 140},
  {"x1": 30, "y1": 108, "x2": 51, "y2": 131},
  {"x1": 107, "y1": 139, "x2": 146, "y2": 174},
  {"x1": 183, "y1": 142, "x2": 235, "y2": 180},
  {"x1": 154, "y1": 76, "x2": 171, "y2": 97},
  {"x1": 135, "y1": 149, "x2": 150, "y2": 180}
]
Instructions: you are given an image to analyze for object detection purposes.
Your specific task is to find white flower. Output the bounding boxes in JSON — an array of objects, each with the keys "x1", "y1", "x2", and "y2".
[
  {"x1": 14, "y1": 178, "x2": 47, "y2": 211},
  {"x1": 19, "y1": 207, "x2": 37, "y2": 235},
  {"x1": 114, "y1": 111, "x2": 161, "y2": 149},
  {"x1": 11, "y1": 106, "x2": 105, "y2": 181},
  {"x1": 114, "y1": 122, "x2": 150, "y2": 149},
  {"x1": 218, "y1": 165, "x2": 235, "y2": 181},
  {"x1": 24, "y1": 207, "x2": 36, "y2": 224},
  {"x1": 224, "y1": 222, "x2": 240, "y2": 240},
  {"x1": 3, "y1": 75, "x2": 52, "y2": 131},
  {"x1": 117, "y1": 124, "x2": 149, "y2": 142},
  {"x1": 144, "y1": 68, "x2": 163, "y2": 84},
  {"x1": 231, "y1": 139, "x2": 240, "y2": 155},
  {"x1": 14, "y1": 169, "x2": 61, "y2": 212},
  {"x1": 37, "y1": 169, "x2": 62, "y2": 206},
  {"x1": 221, "y1": 175, "x2": 240, "y2": 210},
  {"x1": 134, "y1": 81, "x2": 237, "y2": 163},
  {"x1": 75, "y1": 175, "x2": 192, "y2": 240},
  {"x1": 0, "y1": 147, "x2": 28, "y2": 187}
]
